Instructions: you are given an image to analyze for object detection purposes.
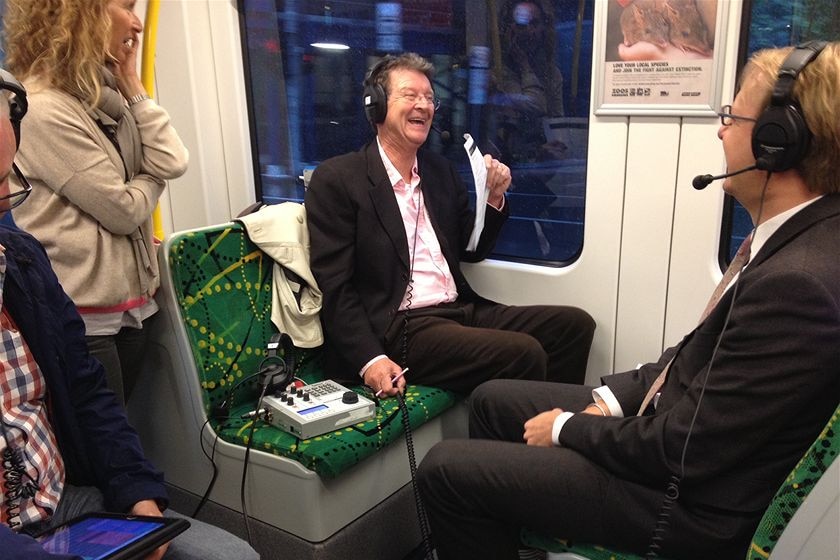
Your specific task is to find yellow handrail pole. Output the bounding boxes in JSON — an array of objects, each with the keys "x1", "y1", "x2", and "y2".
[{"x1": 141, "y1": 0, "x2": 164, "y2": 240}]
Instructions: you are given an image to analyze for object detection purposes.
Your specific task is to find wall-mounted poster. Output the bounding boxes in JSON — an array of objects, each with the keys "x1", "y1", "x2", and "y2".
[{"x1": 594, "y1": 0, "x2": 728, "y2": 116}]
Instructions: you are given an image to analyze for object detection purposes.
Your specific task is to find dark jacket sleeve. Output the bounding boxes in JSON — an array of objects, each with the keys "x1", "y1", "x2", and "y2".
[
  {"x1": 3, "y1": 229, "x2": 167, "y2": 513},
  {"x1": 600, "y1": 343, "x2": 682, "y2": 415},
  {"x1": 306, "y1": 155, "x2": 386, "y2": 374},
  {"x1": 558, "y1": 267, "x2": 840, "y2": 511}
]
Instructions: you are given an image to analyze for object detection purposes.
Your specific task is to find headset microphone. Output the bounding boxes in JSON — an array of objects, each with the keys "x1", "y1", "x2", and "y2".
[
  {"x1": 692, "y1": 164, "x2": 759, "y2": 190},
  {"x1": 431, "y1": 123, "x2": 451, "y2": 142}
]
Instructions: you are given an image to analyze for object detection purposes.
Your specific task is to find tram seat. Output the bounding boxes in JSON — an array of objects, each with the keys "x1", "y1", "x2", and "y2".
[
  {"x1": 521, "y1": 402, "x2": 840, "y2": 560},
  {"x1": 127, "y1": 220, "x2": 467, "y2": 560}
]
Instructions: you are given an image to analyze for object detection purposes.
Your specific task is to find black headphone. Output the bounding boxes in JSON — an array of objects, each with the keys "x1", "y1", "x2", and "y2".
[
  {"x1": 363, "y1": 56, "x2": 395, "y2": 125},
  {"x1": 260, "y1": 332, "x2": 295, "y2": 393},
  {"x1": 0, "y1": 68, "x2": 28, "y2": 149},
  {"x1": 752, "y1": 40, "x2": 827, "y2": 172}
]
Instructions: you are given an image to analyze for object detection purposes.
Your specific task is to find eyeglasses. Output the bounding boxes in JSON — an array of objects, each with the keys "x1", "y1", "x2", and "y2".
[
  {"x1": 392, "y1": 91, "x2": 441, "y2": 110},
  {"x1": 717, "y1": 105, "x2": 757, "y2": 126},
  {"x1": 0, "y1": 163, "x2": 33, "y2": 210}
]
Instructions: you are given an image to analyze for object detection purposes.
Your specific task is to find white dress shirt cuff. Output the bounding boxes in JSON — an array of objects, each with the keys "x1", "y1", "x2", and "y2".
[
  {"x1": 551, "y1": 411, "x2": 575, "y2": 446},
  {"x1": 593, "y1": 386, "x2": 624, "y2": 418},
  {"x1": 488, "y1": 195, "x2": 505, "y2": 212},
  {"x1": 359, "y1": 354, "x2": 387, "y2": 378}
]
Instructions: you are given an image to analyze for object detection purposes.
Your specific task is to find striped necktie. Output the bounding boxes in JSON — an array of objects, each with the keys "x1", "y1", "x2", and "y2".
[{"x1": 637, "y1": 234, "x2": 753, "y2": 415}]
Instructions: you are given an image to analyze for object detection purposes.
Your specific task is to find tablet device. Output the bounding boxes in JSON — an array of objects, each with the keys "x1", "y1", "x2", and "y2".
[{"x1": 34, "y1": 512, "x2": 190, "y2": 560}]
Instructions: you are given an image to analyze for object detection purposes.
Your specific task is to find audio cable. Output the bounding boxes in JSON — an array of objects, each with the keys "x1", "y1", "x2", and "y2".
[
  {"x1": 1, "y1": 421, "x2": 40, "y2": 530},
  {"x1": 197, "y1": 356, "x2": 287, "y2": 520},
  {"x1": 645, "y1": 172, "x2": 769, "y2": 557},
  {"x1": 396, "y1": 391, "x2": 434, "y2": 560},
  {"x1": 397, "y1": 186, "x2": 435, "y2": 559},
  {"x1": 238, "y1": 369, "x2": 277, "y2": 545}
]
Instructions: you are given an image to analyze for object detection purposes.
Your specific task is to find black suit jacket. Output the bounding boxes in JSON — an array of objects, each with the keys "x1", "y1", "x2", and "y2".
[
  {"x1": 305, "y1": 141, "x2": 508, "y2": 376},
  {"x1": 560, "y1": 194, "x2": 840, "y2": 514}
]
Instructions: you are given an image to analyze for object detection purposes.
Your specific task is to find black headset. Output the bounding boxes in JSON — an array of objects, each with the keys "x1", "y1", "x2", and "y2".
[
  {"x1": 752, "y1": 40, "x2": 827, "y2": 172},
  {"x1": 363, "y1": 56, "x2": 396, "y2": 125},
  {"x1": 260, "y1": 332, "x2": 295, "y2": 393},
  {"x1": 0, "y1": 68, "x2": 28, "y2": 149}
]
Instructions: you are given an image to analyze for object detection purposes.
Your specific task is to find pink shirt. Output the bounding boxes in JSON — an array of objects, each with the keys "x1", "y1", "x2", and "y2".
[{"x1": 377, "y1": 140, "x2": 458, "y2": 310}]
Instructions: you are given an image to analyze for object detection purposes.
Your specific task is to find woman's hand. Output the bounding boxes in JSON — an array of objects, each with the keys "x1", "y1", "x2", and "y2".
[{"x1": 110, "y1": 34, "x2": 145, "y2": 100}]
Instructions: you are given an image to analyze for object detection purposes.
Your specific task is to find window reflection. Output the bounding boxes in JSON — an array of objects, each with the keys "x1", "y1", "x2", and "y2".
[
  {"x1": 724, "y1": 0, "x2": 839, "y2": 263},
  {"x1": 239, "y1": 0, "x2": 594, "y2": 264}
]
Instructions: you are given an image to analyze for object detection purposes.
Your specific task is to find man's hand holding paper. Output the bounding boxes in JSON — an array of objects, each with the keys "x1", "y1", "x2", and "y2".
[
  {"x1": 463, "y1": 133, "x2": 512, "y2": 251},
  {"x1": 484, "y1": 153, "x2": 511, "y2": 208}
]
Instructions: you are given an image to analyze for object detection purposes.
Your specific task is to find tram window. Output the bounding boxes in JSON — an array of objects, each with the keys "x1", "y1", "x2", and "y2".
[
  {"x1": 722, "y1": 0, "x2": 839, "y2": 262},
  {"x1": 238, "y1": 1, "x2": 594, "y2": 265}
]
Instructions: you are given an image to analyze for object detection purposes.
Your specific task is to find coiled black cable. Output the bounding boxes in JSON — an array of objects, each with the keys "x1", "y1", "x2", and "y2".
[
  {"x1": 645, "y1": 475, "x2": 680, "y2": 558},
  {"x1": 1, "y1": 422, "x2": 39, "y2": 529},
  {"x1": 401, "y1": 186, "x2": 422, "y2": 368},
  {"x1": 396, "y1": 186, "x2": 435, "y2": 559},
  {"x1": 396, "y1": 392, "x2": 434, "y2": 560},
  {"x1": 644, "y1": 174, "x2": 770, "y2": 557}
]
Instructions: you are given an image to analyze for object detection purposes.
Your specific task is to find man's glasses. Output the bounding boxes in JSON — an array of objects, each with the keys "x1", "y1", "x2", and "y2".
[
  {"x1": 392, "y1": 91, "x2": 441, "y2": 110},
  {"x1": 0, "y1": 163, "x2": 32, "y2": 210},
  {"x1": 717, "y1": 105, "x2": 758, "y2": 126}
]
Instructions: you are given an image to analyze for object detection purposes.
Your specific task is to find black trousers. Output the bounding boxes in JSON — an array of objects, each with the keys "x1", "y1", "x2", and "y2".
[
  {"x1": 85, "y1": 317, "x2": 153, "y2": 406},
  {"x1": 416, "y1": 379, "x2": 757, "y2": 560},
  {"x1": 383, "y1": 301, "x2": 595, "y2": 394}
]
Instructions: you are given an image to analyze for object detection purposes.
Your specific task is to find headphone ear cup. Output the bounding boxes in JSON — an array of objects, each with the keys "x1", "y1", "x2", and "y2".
[
  {"x1": 10, "y1": 120, "x2": 21, "y2": 150},
  {"x1": 280, "y1": 333, "x2": 296, "y2": 378},
  {"x1": 363, "y1": 82, "x2": 387, "y2": 124},
  {"x1": 262, "y1": 332, "x2": 293, "y2": 391},
  {"x1": 752, "y1": 103, "x2": 810, "y2": 172}
]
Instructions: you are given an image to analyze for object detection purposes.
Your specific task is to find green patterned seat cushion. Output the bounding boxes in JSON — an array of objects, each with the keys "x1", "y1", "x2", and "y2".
[
  {"x1": 220, "y1": 385, "x2": 456, "y2": 478},
  {"x1": 747, "y1": 404, "x2": 839, "y2": 560},
  {"x1": 167, "y1": 222, "x2": 458, "y2": 479},
  {"x1": 522, "y1": 404, "x2": 840, "y2": 560}
]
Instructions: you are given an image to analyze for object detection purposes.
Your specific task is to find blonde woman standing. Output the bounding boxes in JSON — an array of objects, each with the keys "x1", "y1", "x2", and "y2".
[{"x1": 4, "y1": 0, "x2": 188, "y2": 405}]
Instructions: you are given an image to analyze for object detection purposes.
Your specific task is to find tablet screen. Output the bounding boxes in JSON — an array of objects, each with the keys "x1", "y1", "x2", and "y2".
[{"x1": 36, "y1": 514, "x2": 187, "y2": 560}]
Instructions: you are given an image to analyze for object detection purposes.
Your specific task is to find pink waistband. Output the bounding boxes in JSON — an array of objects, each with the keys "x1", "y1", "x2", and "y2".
[{"x1": 76, "y1": 296, "x2": 149, "y2": 314}]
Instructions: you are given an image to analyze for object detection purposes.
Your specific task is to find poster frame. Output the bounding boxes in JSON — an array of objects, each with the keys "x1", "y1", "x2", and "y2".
[{"x1": 593, "y1": 0, "x2": 729, "y2": 117}]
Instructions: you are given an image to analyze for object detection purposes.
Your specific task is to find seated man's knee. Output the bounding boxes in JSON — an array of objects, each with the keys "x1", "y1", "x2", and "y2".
[
  {"x1": 557, "y1": 306, "x2": 596, "y2": 339},
  {"x1": 471, "y1": 379, "x2": 515, "y2": 414},
  {"x1": 418, "y1": 441, "x2": 458, "y2": 494},
  {"x1": 577, "y1": 308, "x2": 596, "y2": 336},
  {"x1": 504, "y1": 333, "x2": 547, "y2": 379}
]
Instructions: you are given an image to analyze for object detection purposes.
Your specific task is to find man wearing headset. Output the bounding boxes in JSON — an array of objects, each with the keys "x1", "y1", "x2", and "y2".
[
  {"x1": 0, "y1": 71, "x2": 258, "y2": 559},
  {"x1": 305, "y1": 52, "x2": 595, "y2": 398},
  {"x1": 417, "y1": 42, "x2": 840, "y2": 559}
]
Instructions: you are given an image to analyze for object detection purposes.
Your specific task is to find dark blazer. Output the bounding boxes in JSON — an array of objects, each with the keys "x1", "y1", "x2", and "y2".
[
  {"x1": 305, "y1": 141, "x2": 508, "y2": 376},
  {"x1": 560, "y1": 194, "x2": 840, "y2": 514},
  {"x1": 0, "y1": 226, "x2": 166, "y2": 557}
]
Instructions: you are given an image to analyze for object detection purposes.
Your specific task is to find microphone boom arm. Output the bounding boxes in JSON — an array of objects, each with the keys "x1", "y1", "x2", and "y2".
[{"x1": 693, "y1": 164, "x2": 758, "y2": 190}]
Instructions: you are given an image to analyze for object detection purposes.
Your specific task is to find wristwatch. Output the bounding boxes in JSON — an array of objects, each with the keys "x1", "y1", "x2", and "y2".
[{"x1": 128, "y1": 93, "x2": 151, "y2": 106}]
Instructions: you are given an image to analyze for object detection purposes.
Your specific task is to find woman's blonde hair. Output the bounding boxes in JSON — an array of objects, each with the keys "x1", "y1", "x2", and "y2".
[
  {"x1": 744, "y1": 42, "x2": 840, "y2": 194},
  {"x1": 3, "y1": 0, "x2": 112, "y2": 108}
]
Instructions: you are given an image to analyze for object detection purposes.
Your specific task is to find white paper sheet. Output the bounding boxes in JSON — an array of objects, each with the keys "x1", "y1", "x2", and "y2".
[{"x1": 463, "y1": 133, "x2": 487, "y2": 251}]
